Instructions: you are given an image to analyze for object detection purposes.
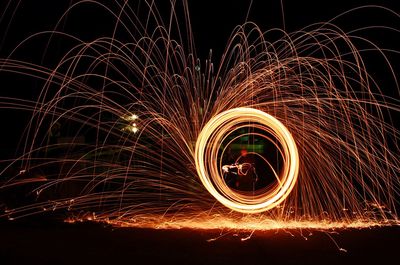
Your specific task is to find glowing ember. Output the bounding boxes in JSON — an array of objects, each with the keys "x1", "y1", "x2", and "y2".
[{"x1": 66, "y1": 213, "x2": 399, "y2": 232}]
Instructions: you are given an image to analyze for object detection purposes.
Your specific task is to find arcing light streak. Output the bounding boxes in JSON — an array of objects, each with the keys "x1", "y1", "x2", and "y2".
[
  {"x1": 0, "y1": 1, "x2": 399, "y2": 230},
  {"x1": 195, "y1": 107, "x2": 299, "y2": 213}
]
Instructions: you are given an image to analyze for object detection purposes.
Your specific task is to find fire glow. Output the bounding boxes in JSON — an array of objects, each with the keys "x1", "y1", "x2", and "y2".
[
  {"x1": 195, "y1": 107, "x2": 299, "y2": 213},
  {"x1": 0, "y1": 1, "x2": 399, "y2": 231}
]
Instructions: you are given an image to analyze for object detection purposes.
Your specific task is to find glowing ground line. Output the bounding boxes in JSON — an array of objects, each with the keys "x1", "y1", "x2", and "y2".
[{"x1": 195, "y1": 107, "x2": 299, "y2": 213}]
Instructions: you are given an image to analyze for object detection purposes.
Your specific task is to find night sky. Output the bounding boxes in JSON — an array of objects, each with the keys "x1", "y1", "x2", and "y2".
[
  {"x1": 0, "y1": 0, "x2": 399, "y2": 157},
  {"x1": 1, "y1": 1, "x2": 400, "y2": 264}
]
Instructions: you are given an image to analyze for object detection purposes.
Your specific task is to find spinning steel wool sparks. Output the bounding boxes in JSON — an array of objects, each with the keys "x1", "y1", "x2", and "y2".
[
  {"x1": 0, "y1": 1, "x2": 400, "y2": 231},
  {"x1": 195, "y1": 107, "x2": 299, "y2": 213}
]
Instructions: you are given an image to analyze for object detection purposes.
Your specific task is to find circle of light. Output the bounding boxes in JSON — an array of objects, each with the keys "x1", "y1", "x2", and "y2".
[{"x1": 195, "y1": 107, "x2": 299, "y2": 213}]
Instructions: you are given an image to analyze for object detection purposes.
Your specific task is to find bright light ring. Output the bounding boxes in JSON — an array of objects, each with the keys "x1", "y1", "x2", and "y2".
[{"x1": 195, "y1": 107, "x2": 299, "y2": 213}]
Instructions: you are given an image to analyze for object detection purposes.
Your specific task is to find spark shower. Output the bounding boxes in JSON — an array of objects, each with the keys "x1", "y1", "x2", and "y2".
[{"x1": 0, "y1": 0, "x2": 399, "y2": 230}]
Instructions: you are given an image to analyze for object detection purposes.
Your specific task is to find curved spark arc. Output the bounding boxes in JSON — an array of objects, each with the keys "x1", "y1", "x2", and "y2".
[
  {"x1": 0, "y1": 1, "x2": 399, "y2": 230},
  {"x1": 195, "y1": 107, "x2": 299, "y2": 213}
]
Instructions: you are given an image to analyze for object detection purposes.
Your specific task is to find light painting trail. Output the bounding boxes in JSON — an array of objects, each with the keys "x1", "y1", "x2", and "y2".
[
  {"x1": 195, "y1": 107, "x2": 299, "y2": 213},
  {"x1": 0, "y1": 1, "x2": 399, "y2": 232}
]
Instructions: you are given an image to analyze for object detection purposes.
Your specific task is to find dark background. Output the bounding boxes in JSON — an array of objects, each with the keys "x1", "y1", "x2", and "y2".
[
  {"x1": 0, "y1": 0, "x2": 399, "y2": 159},
  {"x1": 0, "y1": 0, "x2": 399, "y2": 264},
  {"x1": 0, "y1": 221, "x2": 399, "y2": 265}
]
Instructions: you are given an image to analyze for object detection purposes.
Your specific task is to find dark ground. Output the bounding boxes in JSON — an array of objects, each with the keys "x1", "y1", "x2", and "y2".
[{"x1": 0, "y1": 219, "x2": 399, "y2": 265}]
